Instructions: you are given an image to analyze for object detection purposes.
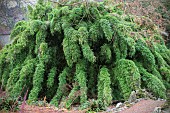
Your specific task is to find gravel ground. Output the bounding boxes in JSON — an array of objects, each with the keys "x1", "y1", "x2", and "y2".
[{"x1": 120, "y1": 99, "x2": 165, "y2": 113}]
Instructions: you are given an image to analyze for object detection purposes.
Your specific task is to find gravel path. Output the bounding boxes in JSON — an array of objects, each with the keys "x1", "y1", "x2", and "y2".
[{"x1": 120, "y1": 99, "x2": 165, "y2": 113}]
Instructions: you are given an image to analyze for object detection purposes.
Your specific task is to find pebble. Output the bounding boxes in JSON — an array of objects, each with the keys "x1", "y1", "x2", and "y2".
[
  {"x1": 157, "y1": 98, "x2": 161, "y2": 101},
  {"x1": 116, "y1": 102, "x2": 124, "y2": 108},
  {"x1": 137, "y1": 98, "x2": 143, "y2": 101},
  {"x1": 130, "y1": 102, "x2": 135, "y2": 105},
  {"x1": 106, "y1": 108, "x2": 112, "y2": 112},
  {"x1": 124, "y1": 106, "x2": 128, "y2": 109},
  {"x1": 153, "y1": 107, "x2": 162, "y2": 113},
  {"x1": 128, "y1": 91, "x2": 136, "y2": 103},
  {"x1": 73, "y1": 106, "x2": 79, "y2": 110},
  {"x1": 112, "y1": 108, "x2": 116, "y2": 111}
]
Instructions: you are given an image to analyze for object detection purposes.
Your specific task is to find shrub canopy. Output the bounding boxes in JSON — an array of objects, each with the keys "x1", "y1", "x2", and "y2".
[{"x1": 0, "y1": 0, "x2": 170, "y2": 110}]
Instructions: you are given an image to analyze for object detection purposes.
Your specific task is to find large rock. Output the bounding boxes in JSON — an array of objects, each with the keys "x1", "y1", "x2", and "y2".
[
  {"x1": 0, "y1": 0, "x2": 37, "y2": 47},
  {"x1": 7, "y1": 0, "x2": 18, "y2": 9},
  {"x1": 153, "y1": 107, "x2": 162, "y2": 113},
  {"x1": 0, "y1": 35, "x2": 10, "y2": 47}
]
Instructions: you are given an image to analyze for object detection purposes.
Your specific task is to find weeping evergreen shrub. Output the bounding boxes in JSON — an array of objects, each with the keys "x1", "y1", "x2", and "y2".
[{"x1": 0, "y1": 0, "x2": 170, "y2": 110}]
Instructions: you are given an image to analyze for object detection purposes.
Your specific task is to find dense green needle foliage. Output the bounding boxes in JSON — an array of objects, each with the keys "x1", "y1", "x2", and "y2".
[
  {"x1": 114, "y1": 59, "x2": 141, "y2": 100},
  {"x1": 0, "y1": 0, "x2": 170, "y2": 110},
  {"x1": 97, "y1": 67, "x2": 112, "y2": 106}
]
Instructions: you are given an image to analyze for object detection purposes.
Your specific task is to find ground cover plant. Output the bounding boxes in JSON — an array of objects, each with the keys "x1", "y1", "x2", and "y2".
[{"x1": 0, "y1": 0, "x2": 170, "y2": 111}]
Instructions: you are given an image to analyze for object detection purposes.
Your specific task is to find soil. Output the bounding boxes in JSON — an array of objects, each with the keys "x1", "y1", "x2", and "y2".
[{"x1": 20, "y1": 105, "x2": 86, "y2": 113}]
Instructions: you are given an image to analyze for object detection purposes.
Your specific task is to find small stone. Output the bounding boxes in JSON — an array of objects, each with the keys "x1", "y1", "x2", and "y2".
[
  {"x1": 160, "y1": 31, "x2": 169, "y2": 37},
  {"x1": 135, "y1": 98, "x2": 141, "y2": 103},
  {"x1": 124, "y1": 106, "x2": 128, "y2": 109},
  {"x1": 106, "y1": 108, "x2": 112, "y2": 112},
  {"x1": 117, "y1": 108, "x2": 123, "y2": 112},
  {"x1": 112, "y1": 108, "x2": 116, "y2": 111},
  {"x1": 118, "y1": 108, "x2": 122, "y2": 111},
  {"x1": 119, "y1": 107, "x2": 124, "y2": 111},
  {"x1": 114, "y1": 110, "x2": 118, "y2": 113},
  {"x1": 116, "y1": 102, "x2": 124, "y2": 108},
  {"x1": 157, "y1": 98, "x2": 161, "y2": 101},
  {"x1": 124, "y1": 101, "x2": 129, "y2": 104},
  {"x1": 73, "y1": 106, "x2": 79, "y2": 110},
  {"x1": 153, "y1": 107, "x2": 162, "y2": 113},
  {"x1": 131, "y1": 102, "x2": 135, "y2": 105},
  {"x1": 128, "y1": 91, "x2": 136, "y2": 103},
  {"x1": 126, "y1": 103, "x2": 131, "y2": 107}
]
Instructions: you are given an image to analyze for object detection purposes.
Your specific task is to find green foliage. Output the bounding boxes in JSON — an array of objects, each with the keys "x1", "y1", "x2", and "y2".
[
  {"x1": 89, "y1": 23, "x2": 100, "y2": 42},
  {"x1": 81, "y1": 43, "x2": 96, "y2": 63},
  {"x1": 50, "y1": 67, "x2": 71, "y2": 107},
  {"x1": 137, "y1": 63, "x2": 166, "y2": 98},
  {"x1": 0, "y1": 0, "x2": 169, "y2": 110},
  {"x1": 135, "y1": 39, "x2": 156, "y2": 71},
  {"x1": 11, "y1": 58, "x2": 36, "y2": 97},
  {"x1": 100, "y1": 44, "x2": 112, "y2": 63},
  {"x1": 126, "y1": 37, "x2": 136, "y2": 57},
  {"x1": 47, "y1": 67, "x2": 57, "y2": 88},
  {"x1": 75, "y1": 60, "x2": 87, "y2": 105},
  {"x1": 160, "y1": 66, "x2": 170, "y2": 82},
  {"x1": 87, "y1": 64, "x2": 97, "y2": 98},
  {"x1": 65, "y1": 85, "x2": 79, "y2": 109},
  {"x1": 0, "y1": 96, "x2": 19, "y2": 112},
  {"x1": 114, "y1": 59, "x2": 141, "y2": 99},
  {"x1": 1, "y1": 63, "x2": 11, "y2": 89},
  {"x1": 28, "y1": 62, "x2": 45, "y2": 101},
  {"x1": 10, "y1": 21, "x2": 27, "y2": 40},
  {"x1": 97, "y1": 67, "x2": 112, "y2": 106},
  {"x1": 100, "y1": 19, "x2": 113, "y2": 41},
  {"x1": 65, "y1": 60, "x2": 88, "y2": 109},
  {"x1": 6, "y1": 65, "x2": 22, "y2": 92},
  {"x1": 63, "y1": 28, "x2": 81, "y2": 67}
]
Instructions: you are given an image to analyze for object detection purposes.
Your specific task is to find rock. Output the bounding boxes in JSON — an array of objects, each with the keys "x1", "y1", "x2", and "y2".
[
  {"x1": 124, "y1": 106, "x2": 128, "y2": 109},
  {"x1": 117, "y1": 108, "x2": 123, "y2": 112},
  {"x1": 125, "y1": 103, "x2": 131, "y2": 107},
  {"x1": 157, "y1": 98, "x2": 161, "y2": 101},
  {"x1": 20, "y1": 0, "x2": 37, "y2": 7},
  {"x1": 0, "y1": 35, "x2": 11, "y2": 47},
  {"x1": 112, "y1": 108, "x2": 116, "y2": 111},
  {"x1": 153, "y1": 107, "x2": 162, "y2": 113},
  {"x1": 106, "y1": 108, "x2": 112, "y2": 112},
  {"x1": 160, "y1": 31, "x2": 169, "y2": 37},
  {"x1": 7, "y1": 0, "x2": 18, "y2": 9},
  {"x1": 116, "y1": 102, "x2": 124, "y2": 108},
  {"x1": 73, "y1": 106, "x2": 79, "y2": 111},
  {"x1": 139, "y1": 89, "x2": 156, "y2": 100},
  {"x1": 135, "y1": 98, "x2": 142, "y2": 103},
  {"x1": 161, "y1": 110, "x2": 170, "y2": 113},
  {"x1": 157, "y1": 98, "x2": 164, "y2": 101},
  {"x1": 128, "y1": 91, "x2": 136, "y2": 103},
  {"x1": 124, "y1": 101, "x2": 131, "y2": 107},
  {"x1": 0, "y1": 0, "x2": 37, "y2": 37},
  {"x1": 161, "y1": 90, "x2": 170, "y2": 110},
  {"x1": 119, "y1": 107, "x2": 124, "y2": 111},
  {"x1": 124, "y1": 101, "x2": 129, "y2": 104},
  {"x1": 130, "y1": 102, "x2": 135, "y2": 105}
]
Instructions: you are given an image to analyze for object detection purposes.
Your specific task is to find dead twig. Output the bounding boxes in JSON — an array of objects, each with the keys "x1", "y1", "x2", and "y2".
[{"x1": 20, "y1": 89, "x2": 29, "y2": 113}]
